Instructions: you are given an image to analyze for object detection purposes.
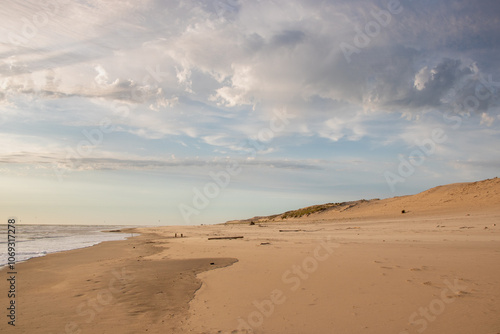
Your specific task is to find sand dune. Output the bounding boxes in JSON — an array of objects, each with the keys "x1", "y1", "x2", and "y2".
[{"x1": 229, "y1": 177, "x2": 500, "y2": 224}]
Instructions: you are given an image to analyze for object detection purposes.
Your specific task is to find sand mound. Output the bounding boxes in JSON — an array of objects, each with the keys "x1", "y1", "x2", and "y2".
[
  {"x1": 337, "y1": 177, "x2": 500, "y2": 219},
  {"x1": 229, "y1": 177, "x2": 500, "y2": 223}
]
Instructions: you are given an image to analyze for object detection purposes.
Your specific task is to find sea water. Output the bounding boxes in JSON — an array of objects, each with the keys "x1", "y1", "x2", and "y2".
[{"x1": 0, "y1": 224, "x2": 135, "y2": 267}]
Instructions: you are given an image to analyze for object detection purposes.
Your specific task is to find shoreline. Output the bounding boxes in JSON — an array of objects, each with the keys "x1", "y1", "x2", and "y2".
[{"x1": 0, "y1": 225, "x2": 137, "y2": 269}]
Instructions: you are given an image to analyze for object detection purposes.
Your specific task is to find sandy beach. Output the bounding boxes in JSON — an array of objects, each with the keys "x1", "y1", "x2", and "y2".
[{"x1": 2, "y1": 178, "x2": 500, "y2": 334}]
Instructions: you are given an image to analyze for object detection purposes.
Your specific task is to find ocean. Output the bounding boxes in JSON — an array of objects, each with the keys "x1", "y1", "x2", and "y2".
[{"x1": 0, "y1": 224, "x2": 136, "y2": 267}]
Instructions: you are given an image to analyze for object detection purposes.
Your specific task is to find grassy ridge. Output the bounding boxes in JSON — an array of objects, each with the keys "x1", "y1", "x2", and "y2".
[{"x1": 280, "y1": 203, "x2": 342, "y2": 219}]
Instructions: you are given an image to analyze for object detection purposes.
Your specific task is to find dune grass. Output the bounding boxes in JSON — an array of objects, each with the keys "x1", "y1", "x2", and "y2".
[{"x1": 280, "y1": 203, "x2": 342, "y2": 219}]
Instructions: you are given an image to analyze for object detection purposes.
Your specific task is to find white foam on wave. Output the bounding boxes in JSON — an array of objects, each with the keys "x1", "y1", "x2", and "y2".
[{"x1": 0, "y1": 225, "x2": 134, "y2": 267}]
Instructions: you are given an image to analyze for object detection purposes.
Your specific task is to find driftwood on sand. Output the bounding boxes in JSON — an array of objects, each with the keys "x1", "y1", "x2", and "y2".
[{"x1": 208, "y1": 236, "x2": 244, "y2": 240}]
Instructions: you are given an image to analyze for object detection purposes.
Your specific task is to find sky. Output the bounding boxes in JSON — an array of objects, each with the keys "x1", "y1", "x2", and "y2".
[{"x1": 1, "y1": 0, "x2": 499, "y2": 225}]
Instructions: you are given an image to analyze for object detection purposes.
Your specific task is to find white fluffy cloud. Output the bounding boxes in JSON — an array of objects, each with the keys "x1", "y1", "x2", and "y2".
[{"x1": 0, "y1": 0, "x2": 499, "y2": 169}]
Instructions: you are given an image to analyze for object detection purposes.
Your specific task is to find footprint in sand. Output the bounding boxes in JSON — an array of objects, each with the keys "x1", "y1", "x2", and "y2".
[
  {"x1": 455, "y1": 290, "x2": 470, "y2": 297},
  {"x1": 410, "y1": 266, "x2": 429, "y2": 271}
]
